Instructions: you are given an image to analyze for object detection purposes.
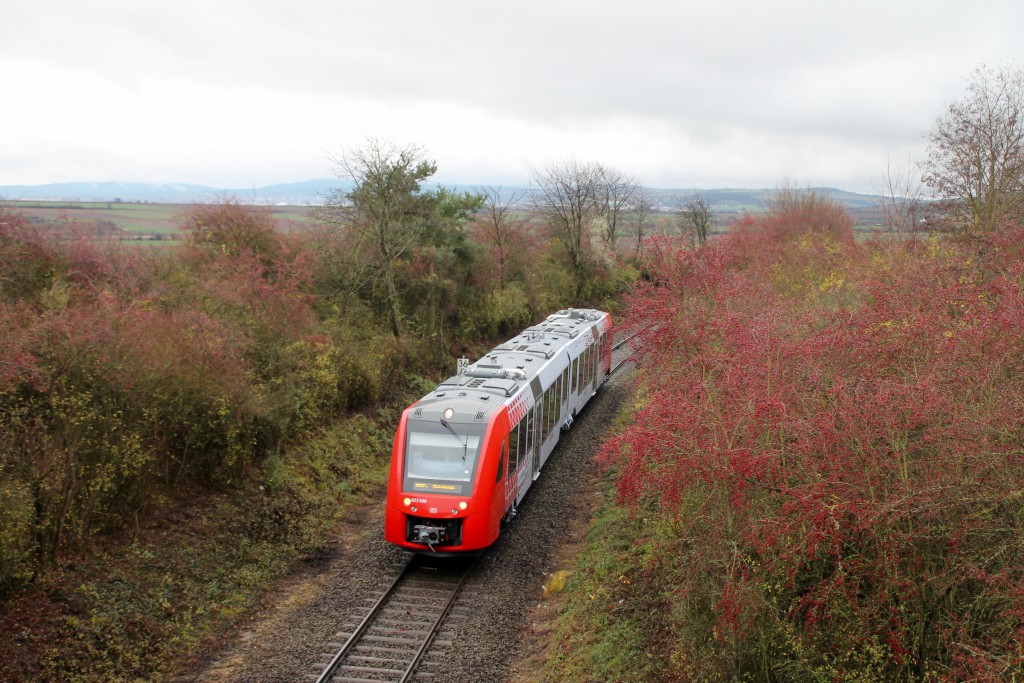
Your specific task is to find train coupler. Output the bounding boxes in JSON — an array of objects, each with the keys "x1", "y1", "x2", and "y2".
[{"x1": 411, "y1": 524, "x2": 449, "y2": 545}]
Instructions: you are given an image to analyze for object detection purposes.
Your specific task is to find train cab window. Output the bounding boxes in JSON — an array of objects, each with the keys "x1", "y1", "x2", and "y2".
[{"x1": 403, "y1": 420, "x2": 486, "y2": 494}]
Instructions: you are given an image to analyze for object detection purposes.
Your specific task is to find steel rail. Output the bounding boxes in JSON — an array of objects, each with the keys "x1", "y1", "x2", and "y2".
[
  {"x1": 314, "y1": 555, "x2": 418, "y2": 683},
  {"x1": 398, "y1": 559, "x2": 474, "y2": 682},
  {"x1": 314, "y1": 555, "x2": 473, "y2": 683},
  {"x1": 612, "y1": 330, "x2": 638, "y2": 352}
]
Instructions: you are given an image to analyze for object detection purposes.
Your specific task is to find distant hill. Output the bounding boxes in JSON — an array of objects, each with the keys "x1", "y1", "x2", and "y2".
[
  {"x1": 644, "y1": 187, "x2": 886, "y2": 212},
  {"x1": 0, "y1": 179, "x2": 343, "y2": 205},
  {"x1": 0, "y1": 180, "x2": 887, "y2": 212}
]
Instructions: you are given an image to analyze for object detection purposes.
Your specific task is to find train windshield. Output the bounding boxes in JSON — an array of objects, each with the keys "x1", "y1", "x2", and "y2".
[{"x1": 403, "y1": 420, "x2": 486, "y2": 495}]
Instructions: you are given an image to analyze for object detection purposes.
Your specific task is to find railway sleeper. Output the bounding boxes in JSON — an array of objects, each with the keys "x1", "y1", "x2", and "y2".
[
  {"x1": 345, "y1": 654, "x2": 408, "y2": 666},
  {"x1": 360, "y1": 633, "x2": 425, "y2": 646},
  {"x1": 333, "y1": 667, "x2": 405, "y2": 679}
]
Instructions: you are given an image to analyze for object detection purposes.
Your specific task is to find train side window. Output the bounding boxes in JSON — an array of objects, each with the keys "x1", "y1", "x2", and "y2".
[
  {"x1": 555, "y1": 375, "x2": 562, "y2": 417},
  {"x1": 548, "y1": 384, "x2": 557, "y2": 436},
  {"x1": 551, "y1": 384, "x2": 559, "y2": 432},
  {"x1": 590, "y1": 343, "x2": 596, "y2": 384},
  {"x1": 507, "y1": 421, "x2": 520, "y2": 480},
  {"x1": 572, "y1": 356, "x2": 579, "y2": 394}
]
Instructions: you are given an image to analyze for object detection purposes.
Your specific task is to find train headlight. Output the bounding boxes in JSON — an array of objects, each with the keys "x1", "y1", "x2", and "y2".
[
  {"x1": 403, "y1": 497, "x2": 412, "y2": 506},
  {"x1": 458, "y1": 501, "x2": 468, "y2": 511}
]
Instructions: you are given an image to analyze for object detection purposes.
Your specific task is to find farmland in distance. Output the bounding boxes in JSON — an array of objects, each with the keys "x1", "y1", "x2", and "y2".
[{"x1": 0, "y1": 200, "x2": 316, "y2": 242}]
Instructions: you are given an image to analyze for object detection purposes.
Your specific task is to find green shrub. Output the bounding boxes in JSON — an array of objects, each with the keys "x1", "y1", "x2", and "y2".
[
  {"x1": 0, "y1": 471, "x2": 34, "y2": 593},
  {"x1": 461, "y1": 283, "x2": 532, "y2": 339}
]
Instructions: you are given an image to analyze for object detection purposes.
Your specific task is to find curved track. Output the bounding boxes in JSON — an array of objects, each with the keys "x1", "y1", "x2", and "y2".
[{"x1": 313, "y1": 556, "x2": 474, "y2": 683}]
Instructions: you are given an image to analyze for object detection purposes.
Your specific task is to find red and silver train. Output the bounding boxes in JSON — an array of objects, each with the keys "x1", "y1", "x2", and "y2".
[{"x1": 385, "y1": 308, "x2": 612, "y2": 553}]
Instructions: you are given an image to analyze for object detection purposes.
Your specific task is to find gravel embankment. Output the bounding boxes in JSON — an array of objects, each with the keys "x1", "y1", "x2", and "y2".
[{"x1": 186, "y1": 374, "x2": 631, "y2": 683}]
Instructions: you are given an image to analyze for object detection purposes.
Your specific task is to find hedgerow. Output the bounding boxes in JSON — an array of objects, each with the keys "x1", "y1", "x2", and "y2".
[
  {"x1": 0, "y1": 203, "x2": 419, "y2": 592},
  {"x1": 593, "y1": 195, "x2": 1024, "y2": 681}
]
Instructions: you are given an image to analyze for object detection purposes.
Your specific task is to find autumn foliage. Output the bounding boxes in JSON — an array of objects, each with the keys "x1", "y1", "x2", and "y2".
[
  {"x1": 0, "y1": 202, "x2": 376, "y2": 590},
  {"x1": 0, "y1": 184, "x2": 632, "y2": 602},
  {"x1": 603, "y1": 194, "x2": 1024, "y2": 680}
]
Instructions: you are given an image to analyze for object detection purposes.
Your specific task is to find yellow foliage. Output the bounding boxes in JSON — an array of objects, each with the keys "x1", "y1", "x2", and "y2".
[{"x1": 543, "y1": 570, "x2": 572, "y2": 598}]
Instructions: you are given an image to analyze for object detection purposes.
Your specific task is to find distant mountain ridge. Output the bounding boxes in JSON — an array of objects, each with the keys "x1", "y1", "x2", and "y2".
[
  {"x1": 0, "y1": 179, "x2": 343, "y2": 205},
  {"x1": 0, "y1": 179, "x2": 887, "y2": 211}
]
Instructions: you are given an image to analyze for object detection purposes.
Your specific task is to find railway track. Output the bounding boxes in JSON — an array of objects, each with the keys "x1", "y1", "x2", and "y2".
[
  {"x1": 609, "y1": 330, "x2": 638, "y2": 377},
  {"x1": 313, "y1": 555, "x2": 474, "y2": 683},
  {"x1": 312, "y1": 326, "x2": 634, "y2": 683}
]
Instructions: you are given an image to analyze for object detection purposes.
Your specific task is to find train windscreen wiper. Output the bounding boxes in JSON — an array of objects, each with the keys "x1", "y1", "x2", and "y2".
[{"x1": 439, "y1": 417, "x2": 468, "y2": 462}]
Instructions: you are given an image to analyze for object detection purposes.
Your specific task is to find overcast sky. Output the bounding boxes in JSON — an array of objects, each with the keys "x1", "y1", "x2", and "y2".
[{"x1": 3, "y1": 0, "x2": 1022, "y2": 193}]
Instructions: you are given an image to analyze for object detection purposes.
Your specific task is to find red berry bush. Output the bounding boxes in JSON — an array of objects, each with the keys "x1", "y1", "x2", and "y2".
[{"x1": 602, "y1": 196, "x2": 1024, "y2": 680}]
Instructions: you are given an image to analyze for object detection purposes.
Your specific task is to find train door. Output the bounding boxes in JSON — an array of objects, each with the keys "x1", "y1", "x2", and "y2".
[
  {"x1": 531, "y1": 402, "x2": 542, "y2": 478},
  {"x1": 560, "y1": 368, "x2": 568, "y2": 419},
  {"x1": 506, "y1": 419, "x2": 521, "y2": 512}
]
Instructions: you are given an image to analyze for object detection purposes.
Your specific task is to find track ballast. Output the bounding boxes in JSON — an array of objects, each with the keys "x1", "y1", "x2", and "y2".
[{"x1": 313, "y1": 555, "x2": 474, "y2": 683}]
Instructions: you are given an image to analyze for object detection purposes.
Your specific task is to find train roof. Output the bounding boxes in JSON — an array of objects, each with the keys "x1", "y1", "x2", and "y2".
[{"x1": 409, "y1": 308, "x2": 609, "y2": 425}]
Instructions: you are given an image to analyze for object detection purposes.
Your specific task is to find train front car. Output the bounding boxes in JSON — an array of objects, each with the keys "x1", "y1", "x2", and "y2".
[
  {"x1": 384, "y1": 391, "x2": 507, "y2": 554},
  {"x1": 385, "y1": 307, "x2": 612, "y2": 554}
]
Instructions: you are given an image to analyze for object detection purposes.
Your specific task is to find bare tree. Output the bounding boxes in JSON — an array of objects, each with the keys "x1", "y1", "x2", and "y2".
[
  {"x1": 631, "y1": 187, "x2": 653, "y2": 262},
  {"x1": 679, "y1": 190, "x2": 713, "y2": 247},
  {"x1": 876, "y1": 155, "x2": 925, "y2": 235},
  {"x1": 530, "y1": 159, "x2": 601, "y2": 297},
  {"x1": 592, "y1": 165, "x2": 640, "y2": 252},
  {"x1": 923, "y1": 63, "x2": 1024, "y2": 231},
  {"x1": 475, "y1": 186, "x2": 524, "y2": 290}
]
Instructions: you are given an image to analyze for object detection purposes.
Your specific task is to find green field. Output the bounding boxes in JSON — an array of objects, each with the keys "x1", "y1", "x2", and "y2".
[{"x1": 0, "y1": 200, "x2": 315, "y2": 240}]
